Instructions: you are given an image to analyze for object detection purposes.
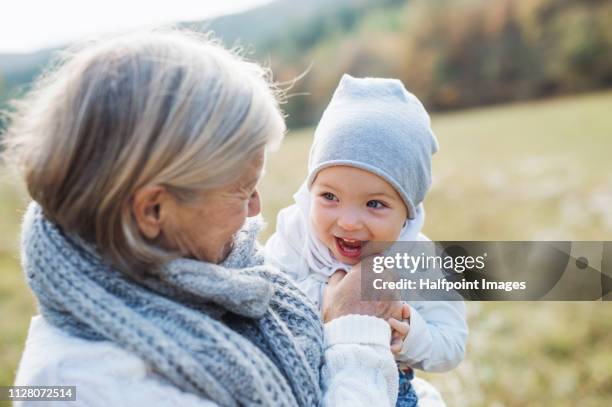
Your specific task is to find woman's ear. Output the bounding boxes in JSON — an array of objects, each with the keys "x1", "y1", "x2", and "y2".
[{"x1": 132, "y1": 185, "x2": 167, "y2": 239}]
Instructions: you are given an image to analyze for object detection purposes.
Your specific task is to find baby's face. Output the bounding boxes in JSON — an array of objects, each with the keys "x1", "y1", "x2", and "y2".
[{"x1": 310, "y1": 165, "x2": 408, "y2": 265}]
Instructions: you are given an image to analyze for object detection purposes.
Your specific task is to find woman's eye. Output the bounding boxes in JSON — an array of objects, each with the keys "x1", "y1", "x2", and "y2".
[
  {"x1": 366, "y1": 200, "x2": 385, "y2": 209},
  {"x1": 322, "y1": 192, "x2": 338, "y2": 201}
]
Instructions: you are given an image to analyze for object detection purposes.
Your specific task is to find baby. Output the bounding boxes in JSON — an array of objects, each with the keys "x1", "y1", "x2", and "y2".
[{"x1": 265, "y1": 74, "x2": 468, "y2": 406}]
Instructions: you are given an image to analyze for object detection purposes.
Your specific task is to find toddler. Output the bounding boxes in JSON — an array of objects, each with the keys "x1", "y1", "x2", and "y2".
[{"x1": 265, "y1": 74, "x2": 468, "y2": 406}]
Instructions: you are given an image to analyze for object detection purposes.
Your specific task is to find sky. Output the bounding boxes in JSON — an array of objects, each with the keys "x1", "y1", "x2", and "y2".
[{"x1": 0, "y1": 0, "x2": 272, "y2": 54}]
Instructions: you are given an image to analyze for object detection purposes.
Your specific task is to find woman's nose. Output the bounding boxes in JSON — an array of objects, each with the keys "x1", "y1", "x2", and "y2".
[
  {"x1": 247, "y1": 188, "x2": 261, "y2": 217},
  {"x1": 337, "y1": 210, "x2": 362, "y2": 231}
]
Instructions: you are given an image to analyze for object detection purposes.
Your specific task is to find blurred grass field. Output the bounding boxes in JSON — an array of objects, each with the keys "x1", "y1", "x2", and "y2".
[{"x1": 1, "y1": 90, "x2": 612, "y2": 406}]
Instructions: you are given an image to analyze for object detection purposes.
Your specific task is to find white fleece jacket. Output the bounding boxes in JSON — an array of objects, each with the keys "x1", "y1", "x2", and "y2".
[{"x1": 14, "y1": 315, "x2": 445, "y2": 406}]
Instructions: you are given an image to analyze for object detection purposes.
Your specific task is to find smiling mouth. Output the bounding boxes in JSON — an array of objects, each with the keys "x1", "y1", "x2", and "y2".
[{"x1": 335, "y1": 236, "x2": 366, "y2": 259}]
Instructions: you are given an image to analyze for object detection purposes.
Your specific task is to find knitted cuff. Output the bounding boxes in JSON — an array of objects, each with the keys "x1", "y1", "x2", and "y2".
[{"x1": 324, "y1": 314, "x2": 391, "y2": 348}]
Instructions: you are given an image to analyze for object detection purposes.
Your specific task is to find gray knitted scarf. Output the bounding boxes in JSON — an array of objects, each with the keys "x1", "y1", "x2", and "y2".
[{"x1": 21, "y1": 202, "x2": 323, "y2": 407}]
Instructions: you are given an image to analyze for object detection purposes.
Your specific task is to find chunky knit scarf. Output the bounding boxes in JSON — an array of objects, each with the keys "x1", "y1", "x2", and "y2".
[{"x1": 20, "y1": 202, "x2": 323, "y2": 407}]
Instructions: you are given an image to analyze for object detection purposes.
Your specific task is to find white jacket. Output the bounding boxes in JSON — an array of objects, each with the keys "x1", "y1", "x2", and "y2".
[{"x1": 15, "y1": 315, "x2": 445, "y2": 406}]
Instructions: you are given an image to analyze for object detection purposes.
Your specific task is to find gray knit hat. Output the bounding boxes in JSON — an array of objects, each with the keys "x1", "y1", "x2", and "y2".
[{"x1": 306, "y1": 74, "x2": 439, "y2": 219}]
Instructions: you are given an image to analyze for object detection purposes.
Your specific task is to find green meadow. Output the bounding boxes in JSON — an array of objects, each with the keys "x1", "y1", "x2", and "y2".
[{"x1": 1, "y1": 91, "x2": 612, "y2": 406}]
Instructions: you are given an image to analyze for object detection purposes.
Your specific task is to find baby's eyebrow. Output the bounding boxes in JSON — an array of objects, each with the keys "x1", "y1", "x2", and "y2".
[
  {"x1": 367, "y1": 192, "x2": 396, "y2": 199},
  {"x1": 313, "y1": 183, "x2": 340, "y2": 191}
]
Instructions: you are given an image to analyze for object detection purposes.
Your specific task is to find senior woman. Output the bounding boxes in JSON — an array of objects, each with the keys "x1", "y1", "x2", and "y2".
[{"x1": 4, "y1": 31, "x2": 442, "y2": 406}]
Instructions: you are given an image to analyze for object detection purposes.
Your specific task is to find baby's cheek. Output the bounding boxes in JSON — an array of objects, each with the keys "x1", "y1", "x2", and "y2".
[
  {"x1": 310, "y1": 207, "x2": 332, "y2": 237},
  {"x1": 370, "y1": 218, "x2": 403, "y2": 241}
]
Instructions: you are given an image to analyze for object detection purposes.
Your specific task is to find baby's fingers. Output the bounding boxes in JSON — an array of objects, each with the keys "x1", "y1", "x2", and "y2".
[
  {"x1": 388, "y1": 318, "x2": 409, "y2": 354},
  {"x1": 388, "y1": 318, "x2": 409, "y2": 338},
  {"x1": 390, "y1": 338, "x2": 403, "y2": 354},
  {"x1": 401, "y1": 303, "x2": 411, "y2": 320}
]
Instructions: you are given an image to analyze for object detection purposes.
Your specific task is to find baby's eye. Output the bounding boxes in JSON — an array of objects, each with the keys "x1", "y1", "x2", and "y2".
[
  {"x1": 322, "y1": 192, "x2": 338, "y2": 201},
  {"x1": 366, "y1": 200, "x2": 386, "y2": 209}
]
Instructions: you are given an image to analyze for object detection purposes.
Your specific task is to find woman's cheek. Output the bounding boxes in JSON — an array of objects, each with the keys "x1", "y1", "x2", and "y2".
[
  {"x1": 232, "y1": 205, "x2": 250, "y2": 233},
  {"x1": 229, "y1": 199, "x2": 249, "y2": 221}
]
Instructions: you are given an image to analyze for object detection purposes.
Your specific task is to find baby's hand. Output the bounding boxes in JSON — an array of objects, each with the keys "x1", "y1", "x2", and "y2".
[{"x1": 388, "y1": 303, "x2": 411, "y2": 355}]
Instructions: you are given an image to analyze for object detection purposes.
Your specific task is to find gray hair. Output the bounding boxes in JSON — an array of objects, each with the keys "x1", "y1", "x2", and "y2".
[{"x1": 2, "y1": 30, "x2": 285, "y2": 273}]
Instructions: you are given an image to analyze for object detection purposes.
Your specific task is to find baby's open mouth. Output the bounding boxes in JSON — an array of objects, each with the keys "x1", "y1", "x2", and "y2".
[{"x1": 334, "y1": 236, "x2": 365, "y2": 259}]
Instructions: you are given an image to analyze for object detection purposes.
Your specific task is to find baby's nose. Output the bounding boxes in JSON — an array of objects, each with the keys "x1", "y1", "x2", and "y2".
[{"x1": 337, "y1": 211, "x2": 363, "y2": 231}]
